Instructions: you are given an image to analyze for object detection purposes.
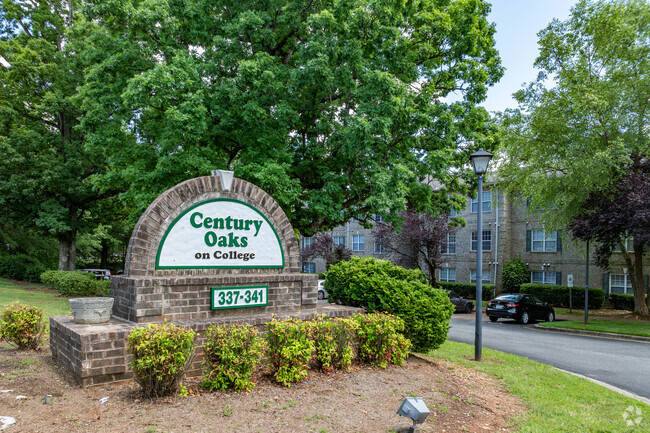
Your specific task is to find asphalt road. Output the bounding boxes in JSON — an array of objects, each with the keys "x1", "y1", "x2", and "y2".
[{"x1": 448, "y1": 313, "x2": 650, "y2": 400}]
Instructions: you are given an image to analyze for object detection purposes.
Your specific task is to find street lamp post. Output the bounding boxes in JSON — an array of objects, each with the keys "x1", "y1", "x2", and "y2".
[{"x1": 470, "y1": 148, "x2": 493, "y2": 362}]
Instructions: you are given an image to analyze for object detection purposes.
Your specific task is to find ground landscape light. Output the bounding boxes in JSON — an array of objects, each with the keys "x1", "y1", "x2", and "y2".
[{"x1": 396, "y1": 397, "x2": 430, "y2": 432}]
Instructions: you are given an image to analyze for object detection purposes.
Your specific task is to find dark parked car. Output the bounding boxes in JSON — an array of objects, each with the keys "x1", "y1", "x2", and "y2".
[
  {"x1": 445, "y1": 290, "x2": 474, "y2": 314},
  {"x1": 79, "y1": 268, "x2": 111, "y2": 280},
  {"x1": 486, "y1": 293, "x2": 555, "y2": 324}
]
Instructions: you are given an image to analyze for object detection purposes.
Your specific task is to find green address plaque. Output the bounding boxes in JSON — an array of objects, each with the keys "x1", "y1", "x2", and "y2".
[{"x1": 211, "y1": 285, "x2": 268, "y2": 310}]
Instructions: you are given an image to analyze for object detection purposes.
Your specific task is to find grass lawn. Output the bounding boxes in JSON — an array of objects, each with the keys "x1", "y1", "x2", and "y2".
[
  {"x1": 427, "y1": 341, "x2": 649, "y2": 433},
  {"x1": 538, "y1": 319, "x2": 650, "y2": 338},
  {"x1": 0, "y1": 278, "x2": 71, "y2": 322}
]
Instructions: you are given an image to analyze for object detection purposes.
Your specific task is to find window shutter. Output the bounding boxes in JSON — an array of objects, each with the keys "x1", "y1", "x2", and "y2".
[
  {"x1": 526, "y1": 230, "x2": 531, "y2": 251},
  {"x1": 556, "y1": 272, "x2": 562, "y2": 286},
  {"x1": 556, "y1": 231, "x2": 562, "y2": 252},
  {"x1": 602, "y1": 274, "x2": 609, "y2": 297}
]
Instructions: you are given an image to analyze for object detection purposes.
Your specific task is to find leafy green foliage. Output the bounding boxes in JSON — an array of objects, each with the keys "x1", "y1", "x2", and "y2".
[
  {"x1": 520, "y1": 284, "x2": 605, "y2": 309},
  {"x1": 265, "y1": 319, "x2": 315, "y2": 387},
  {"x1": 127, "y1": 323, "x2": 196, "y2": 398},
  {"x1": 436, "y1": 281, "x2": 495, "y2": 301},
  {"x1": 501, "y1": 258, "x2": 529, "y2": 293},
  {"x1": 608, "y1": 293, "x2": 638, "y2": 311},
  {"x1": 40, "y1": 271, "x2": 110, "y2": 297},
  {"x1": 0, "y1": 254, "x2": 47, "y2": 283},
  {"x1": 326, "y1": 257, "x2": 454, "y2": 351},
  {"x1": 307, "y1": 317, "x2": 358, "y2": 373},
  {"x1": 201, "y1": 323, "x2": 265, "y2": 392},
  {"x1": 0, "y1": 302, "x2": 46, "y2": 350},
  {"x1": 353, "y1": 313, "x2": 411, "y2": 369}
]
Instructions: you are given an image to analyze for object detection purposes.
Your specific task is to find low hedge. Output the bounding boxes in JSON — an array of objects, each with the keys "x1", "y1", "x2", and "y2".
[
  {"x1": 608, "y1": 293, "x2": 636, "y2": 311},
  {"x1": 519, "y1": 283, "x2": 605, "y2": 309},
  {"x1": 435, "y1": 281, "x2": 495, "y2": 301},
  {"x1": 0, "y1": 254, "x2": 47, "y2": 283},
  {"x1": 40, "y1": 270, "x2": 111, "y2": 297}
]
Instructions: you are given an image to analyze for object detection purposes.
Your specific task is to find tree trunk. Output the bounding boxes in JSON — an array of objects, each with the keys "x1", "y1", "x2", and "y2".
[
  {"x1": 631, "y1": 248, "x2": 649, "y2": 316},
  {"x1": 58, "y1": 230, "x2": 77, "y2": 271},
  {"x1": 100, "y1": 240, "x2": 110, "y2": 269}
]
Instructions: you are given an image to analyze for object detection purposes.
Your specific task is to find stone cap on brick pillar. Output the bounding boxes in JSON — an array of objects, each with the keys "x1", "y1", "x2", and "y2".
[{"x1": 123, "y1": 172, "x2": 300, "y2": 277}]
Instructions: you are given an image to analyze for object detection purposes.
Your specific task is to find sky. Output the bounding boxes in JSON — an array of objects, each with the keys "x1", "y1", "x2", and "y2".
[{"x1": 482, "y1": 0, "x2": 578, "y2": 113}]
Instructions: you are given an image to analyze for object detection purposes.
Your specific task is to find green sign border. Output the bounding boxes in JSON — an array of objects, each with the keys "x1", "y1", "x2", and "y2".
[
  {"x1": 210, "y1": 285, "x2": 269, "y2": 310},
  {"x1": 156, "y1": 198, "x2": 285, "y2": 269}
]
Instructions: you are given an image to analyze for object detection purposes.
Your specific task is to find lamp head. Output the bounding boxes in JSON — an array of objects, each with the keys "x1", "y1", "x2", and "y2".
[{"x1": 470, "y1": 148, "x2": 493, "y2": 175}]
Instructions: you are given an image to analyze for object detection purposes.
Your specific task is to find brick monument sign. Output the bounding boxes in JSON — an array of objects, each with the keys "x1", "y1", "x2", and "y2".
[{"x1": 50, "y1": 170, "x2": 356, "y2": 386}]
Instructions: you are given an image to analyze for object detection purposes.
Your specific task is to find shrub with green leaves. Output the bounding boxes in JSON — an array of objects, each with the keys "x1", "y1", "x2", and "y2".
[
  {"x1": 608, "y1": 293, "x2": 637, "y2": 311},
  {"x1": 326, "y1": 257, "x2": 454, "y2": 352},
  {"x1": 127, "y1": 323, "x2": 196, "y2": 398},
  {"x1": 40, "y1": 270, "x2": 110, "y2": 297},
  {"x1": 307, "y1": 317, "x2": 358, "y2": 373},
  {"x1": 0, "y1": 302, "x2": 46, "y2": 350},
  {"x1": 0, "y1": 254, "x2": 46, "y2": 283},
  {"x1": 353, "y1": 313, "x2": 411, "y2": 368},
  {"x1": 201, "y1": 323, "x2": 265, "y2": 392},
  {"x1": 265, "y1": 318, "x2": 315, "y2": 387},
  {"x1": 502, "y1": 258, "x2": 530, "y2": 293},
  {"x1": 520, "y1": 283, "x2": 605, "y2": 309}
]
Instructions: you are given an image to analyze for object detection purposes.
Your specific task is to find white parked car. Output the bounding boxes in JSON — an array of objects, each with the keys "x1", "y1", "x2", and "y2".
[{"x1": 317, "y1": 279, "x2": 328, "y2": 300}]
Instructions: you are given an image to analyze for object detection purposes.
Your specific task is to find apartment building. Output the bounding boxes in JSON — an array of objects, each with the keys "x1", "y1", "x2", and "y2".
[{"x1": 301, "y1": 188, "x2": 649, "y2": 296}]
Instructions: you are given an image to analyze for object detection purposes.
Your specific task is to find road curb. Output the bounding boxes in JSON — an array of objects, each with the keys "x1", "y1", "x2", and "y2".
[{"x1": 531, "y1": 324, "x2": 650, "y2": 343}]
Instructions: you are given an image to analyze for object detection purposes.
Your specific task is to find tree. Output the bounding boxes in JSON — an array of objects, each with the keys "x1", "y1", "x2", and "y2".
[
  {"x1": 569, "y1": 159, "x2": 650, "y2": 315},
  {"x1": 301, "y1": 233, "x2": 352, "y2": 269},
  {"x1": 0, "y1": 1, "x2": 129, "y2": 270},
  {"x1": 372, "y1": 211, "x2": 457, "y2": 285},
  {"x1": 80, "y1": 0, "x2": 503, "y2": 234},
  {"x1": 498, "y1": 0, "x2": 650, "y2": 228},
  {"x1": 502, "y1": 258, "x2": 529, "y2": 293}
]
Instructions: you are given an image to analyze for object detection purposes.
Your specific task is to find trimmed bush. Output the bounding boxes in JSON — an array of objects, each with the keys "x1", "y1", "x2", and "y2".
[
  {"x1": 127, "y1": 323, "x2": 196, "y2": 398},
  {"x1": 0, "y1": 254, "x2": 46, "y2": 283},
  {"x1": 326, "y1": 257, "x2": 453, "y2": 352},
  {"x1": 353, "y1": 313, "x2": 411, "y2": 368},
  {"x1": 266, "y1": 318, "x2": 315, "y2": 387},
  {"x1": 0, "y1": 302, "x2": 46, "y2": 350},
  {"x1": 520, "y1": 283, "x2": 605, "y2": 309},
  {"x1": 502, "y1": 258, "x2": 529, "y2": 293},
  {"x1": 435, "y1": 281, "x2": 495, "y2": 301},
  {"x1": 201, "y1": 323, "x2": 265, "y2": 392},
  {"x1": 608, "y1": 293, "x2": 636, "y2": 311},
  {"x1": 40, "y1": 270, "x2": 110, "y2": 297},
  {"x1": 307, "y1": 316, "x2": 357, "y2": 373}
]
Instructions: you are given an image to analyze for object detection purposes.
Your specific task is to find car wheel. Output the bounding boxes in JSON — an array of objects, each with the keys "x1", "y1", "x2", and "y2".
[
  {"x1": 318, "y1": 290, "x2": 324, "y2": 300},
  {"x1": 547, "y1": 312, "x2": 555, "y2": 322},
  {"x1": 489, "y1": 316, "x2": 498, "y2": 322},
  {"x1": 519, "y1": 311, "x2": 530, "y2": 325},
  {"x1": 464, "y1": 303, "x2": 473, "y2": 314}
]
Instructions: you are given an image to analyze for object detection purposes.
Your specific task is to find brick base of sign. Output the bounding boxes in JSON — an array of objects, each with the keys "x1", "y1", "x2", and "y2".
[
  {"x1": 111, "y1": 274, "x2": 318, "y2": 323},
  {"x1": 50, "y1": 303, "x2": 361, "y2": 387}
]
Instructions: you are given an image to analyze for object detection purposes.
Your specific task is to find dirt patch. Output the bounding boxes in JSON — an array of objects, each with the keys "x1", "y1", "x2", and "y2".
[{"x1": 0, "y1": 345, "x2": 525, "y2": 433}]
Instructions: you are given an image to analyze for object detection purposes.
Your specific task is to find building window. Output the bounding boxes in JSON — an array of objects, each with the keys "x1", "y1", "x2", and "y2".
[
  {"x1": 442, "y1": 233, "x2": 456, "y2": 254},
  {"x1": 470, "y1": 269, "x2": 491, "y2": 284},
  {"x1": 440, "y1": 268, "x2": 456, "y2": 282},
  {"x1": 374, "y1": 214, "x2": 384, "y2": 222},
  {"x1": 302, "y1": 236, "x2": 314, "y2": 249},
  {"x1": 531, "y1": 271, "x2": 558, "y2": 285},
  {"x1": 332, "y1": 236, "x2": 346, "y2": 247},
  {"x1": 613, "y1": 237, "x2": 634, "y2": 253},
  {"x1": 352, "y1": 235, "x2": 365, "y2": 251},
  {"x1": 471, "y1": 190, "x2": 492, "y2": 213},
  {"x1": 610, "y1": 274, "x2": 632, "y2": 294},
  {"x1": 532, "y1": 230, "x2": 558, "y2": 252},
  {"x1": 471, "y1": 231, "x2": 492, "y2": 251},
  {"x1": 374, "y1": 237, "x2": 385, "y2": 254},
  {"x1": 303, "y1": 262, "x2": 316, "y2": 273}
]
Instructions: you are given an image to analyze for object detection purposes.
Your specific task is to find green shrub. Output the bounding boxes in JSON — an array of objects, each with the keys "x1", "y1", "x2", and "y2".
[
  {"x1": 608, "y1": 293, "x2": 636, "y2": 311},
  {"x1": 201, "y1": 323, "x2": 265, "y2": 392},
  {"x1": 326, "y1": 257, "x2": 454, "y2": 352},
  {"x1": 265, "y1": 318, "x2": 314, "y2": 387},
  {"x1": 0, "y1": 302, "x2": 46, "y2": 350},
  {"x1": 435, "y1": 281, "x2": 496, "y2": 301},
  {"x1": 317, "y1": 273, "x2": 327, "y2": 280},
  {"x1": 0, "y1": 254, "x2": 46, "y2": 283},
  {"x1": 502, "y1": 258, "x2": 529, "y2": 293},
  {"x1": 40, "y1": 270, "x2": 110, "y2": 297},
  {"x1": 307, "y1": 317, "x2": 357, "y2": 373},
  {"x1": 353, "y1": 313, "x2": 411, "y2": 368},
  {"x1": 520, "y1": 283, "x2": 605, "y2": 309},
  {"x1": 127, "y1": 323, "x2": 196, "y2": 398}
]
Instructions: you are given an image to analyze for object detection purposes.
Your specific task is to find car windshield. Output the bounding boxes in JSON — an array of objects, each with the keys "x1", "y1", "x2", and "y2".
[{"x1": 492, "y1": 294, "x2": 521, "y2": 302}]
